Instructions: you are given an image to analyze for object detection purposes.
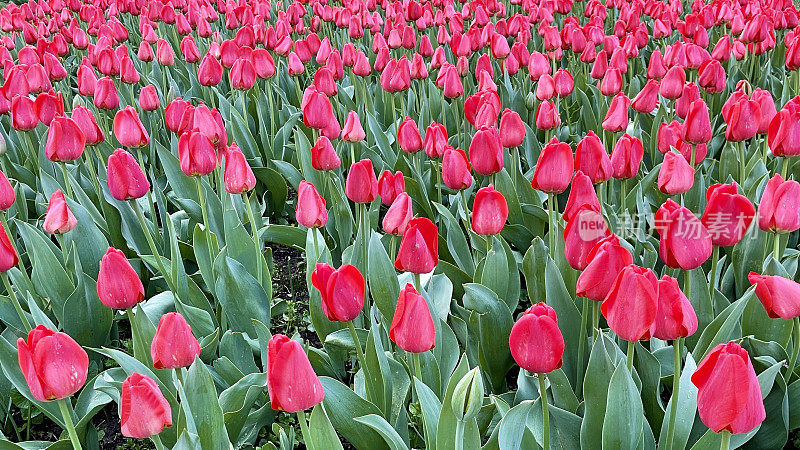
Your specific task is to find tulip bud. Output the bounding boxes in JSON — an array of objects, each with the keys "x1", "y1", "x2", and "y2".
[
  {"x1": 748, "y1": 272, "x2": 800, "y2": 319},
  {"x1": 535, "y1": 101, "x2": 561, "y2": 130},
  {"x1": 378, "y1": 171, "x2": 405, "y2": 206},
  {"x1": 757, "y1": 174, "x2": 800, "y2": 233},
  {"x1": 531, "y1": 138, "x2": 573, "y2": 193},
  {"x1": 139, "y1": 85, "x2": 160, "y2": 111},
  {"x1": 45, "y1": 116, "x2": 85, "y2": 162},
  {"x1": 700, "y1": 182, "x2": 755, "y2": 247},
  {"x1": 509, "y1": 303, "x2": 564, "y2": 373},
  {"x1": 611, "y1": 134, "x2": 644, "y2": 179},
  {"x1": 383, "y1": 192, "x2": 413, "y2": 235},
  {"x1": 563, "y1": 171, "x2": 600, "y2": 222},
  {"x1": 267, "y1": 334, "x2": 324, "y2": 412},
  {"x1": 389, "y1": 283, "x2": 436, "y2": 353},
  {"x1": 43, "y1": 190, "x2": 76, "y2": 234},
  {"x1": 575, "y1": 131, "x2": 612, "y2": 184},
  {"x1": 660, "y1": 65, "x2": 686, "y2": 99},
  {"x1": 114, "y1": 106, "x2": 150, "y2": 148},
  {"x1": 342, "y1": 111, "x2": 366, "y2": 143},
  {"x1": 107, "y1": 149, "x2": 150, "y2": 201},
  {"x1": 602, "y1": 92, "x2": 630, "y2": 132},
  {"x1": 681, "y1": 99, "x2": 712, "y2": 144},
  {"x1": 309, "y1": 136, "x2": 340, "y2": 171},
  {"x1": 499, "y1": 110, "x2": 526, "y2": 149},
  {"x1": 657, "y1": 151, "x2": 695, "y2": 195},
  {"x1": 178, "y1": 130, "x2": 217, "y2": 177},
  {"x1": 223, "y1": 145, "x2": 256, "y2": 194},
  {"x1": 120, "y1": 372, "x2": 172, "y2": 438},
  {"x1": 442, "y1": 147, "x2": 473, "y2": 191},
  {"x1": 0, "y1": 170, "x2": 14, "y2": 210},
  {"x1": 423, "y1": 122, "x2": 448, "y2": 158},
  {"x1": 395, "y1": 217, "x2": 438, "y2": 274},
  {"x1": 94, "y1": 76, "x2": 120, "y2": 110},
  {"x1": 653, "y1": 275, "x2": 698, "y2": 340},
  {"x1": 398, "y1": 117, "x2": 423, "y2": 153},
  {"x1": 657, "y1": 201, "x2": 712, "y2": 270},
  {"x1": 768, "y1": 108, "x2": 800, "y2": 157},
  {"x1": 345, "y1": 159, "x2": 378, "y2": 204},
  {"x1": 198, "y1": 54, "x2": 223, "y2": 86},
  {"x1": 296, "y1": 181, "x2": 328, "y2": 228},
  {"x1": 469, "y1": 126, "x2": 503, "y2": 176},
  {"x1": 97, "y1": 247, "x2": 144, "y2": 309},
  {"x1": 17, "y1": 325, "x2": 89, "y2": 401},
  {"x1": 576, "y1": 234, "x2": 633, "y2": 302},
  {"x1": 151, "y1": 312, "x2": 201, "y2": 369},
  {"x1": 471, "y1": 184, "x2": 508, "y2": 236},
  {"x1": 564, "y1": 206, "x2": 610, "y2": 270},
  {"x1": 0, "y1": 222, "x2": 18, "y2": 272},
  {"x1": 601, "y1": 265, "x2": 659, "y2": 342}
]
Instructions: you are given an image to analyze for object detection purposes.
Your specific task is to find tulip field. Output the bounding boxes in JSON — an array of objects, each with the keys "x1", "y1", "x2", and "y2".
[{"x1": 2, "y1": 0, "x2": 800, "y2": 448}]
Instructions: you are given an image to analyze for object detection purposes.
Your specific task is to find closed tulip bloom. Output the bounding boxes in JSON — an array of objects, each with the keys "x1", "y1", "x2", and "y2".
[
  {"x1": 34, "y1": 91, "x2": 64, "y2": 126},
  {"x1": 751, "y1": 89, "x2": 776, "y2": 135},
  {"x1": 660, "y1": 65, "x2": 686, "y2": 99},
  {"x1": 378, "y1": 170, "x2": 405, "y2": 206},
  {"x1": 564, "y1": 206, "x2": 610, "y2": 270},
  {"x1": 107, "y1": 149, "x2": 150, "y2": 201},
  {"x1": 611, "y1": 134, "x2": 644, "y2": 179},
  {"x1": 390, "y1": 284, "x2": 436, "y2": 353},
  {"x1": 442, "y1": 147, "x2": 473, "y2": 190},
  {"x1": 575, "y1": 131, "x2": 612, "y2": 184},
  {"x1": 658, "y1": 151, "x2": 695, "y2": 195},
  {"x1": 164, "y1": 99, "x2": 190, "y2": 134},
  {"x1": 398, "y1": 117, "x2": 423, "y2": 153},
  {"x1": 0, "y1": 170, "x2": 14, "y2": 211},
  {"x1": 94, "y1": 77, "x2": 120, "y2": 110},
  {"x1": 768, "y1": 108, "x2": 800, "y2": 157},
  {"x1": 97, "y1": 247, "x2": 144, "y2": 309},
  {"x1": 395, "y1": 217, "x2": 438, "y2": 273},
  {"x1": 424, "y1": 122, "x2": 448, "y2": 158},
  {"x1": 178, "y1": 130, "x2": 217, "y2": 177},
  {"x1": 600, "y1": 68, "x2": 623, "y2": 96},
  {"x1": 302, "y1": 86, "x2": 335, "y2": 130},
  {"x1": 658, "y1": 201, "x2": 712, "y2": 269},
  {"x1": 700, "y1": 182, "x2": 755, "y2": 246},
  {"x1": 631, "y1": 79, "x2": 660, "y2": 113},
  {"x1": 45, "y1": 116, "x2": 85, "y2": 162},
  {"x1": 296, "y1": 181, "x2": 327, "y2": 228},
  {"x1": 114, "y1": 106, "x2": 150, "y2": 148},
  {"x1": 553, "y1": 69, "x2": 574, "y2": 97},
  {"x1": 230, "y1": 58, "x2": 256, "y2": 90},
  {"x1": 748, "y1": 272, "x2": 800, "y2": 319},
  {"x1": 535, "y1": 100, "x2": 562, "y2": 130},
  {"x1": 723, "y1": 97, "x2": 761, "y2": 142},
  {"x1": 345, "y1": 159, "x2": 378, "y2": 204},
  {"x1": 315, "y1": 264, "x2": 364, "y2": 322},
  {"x1": 653, "y1": 275, "x2": 698, "y2": 340},
  {"x1": 469, "y1": 126, "x2": 503, "y2": 176},
  {"x1": 43, "y1": 190, "x2": 76, "y2": 234},
  {"x1": 681, "y1": 99, "x2": 712, "y2": 144},
  {"x1": 138, "y1": 85, "x2": 160, "y2": 111},
  {"x1": 310, "y1": 136, "x2": 340, "y2": 171},
  {"x1": 120, "y1": 373, "x2": 172, "y2": 438},
  {"x1": 698, "y1": 60, "x2": 726, "y2": 94},
  {"x1": 499, "y1": 109, "x2": 525, "y2": 148},
  {"x1": 471, "y1": 184, "x2": 508, "y2": 235},
  {"x1": 383, "y1": 192, "x2": 413, "y2": 235},
  {"x1": 224, "y1": 146, "x2": 256, "y2": 194},
  {"x1": 342, "y1": 111, "x2": 366, "y2": 143},
  {"x1": 17, "y1": 325, "x2": 89, "y2": 402},
  {"x1": 11, "y1": 96, "x2": 39, "y2": 131},
  {"x1": 601, "y1": 265, "x2": 658, "y2": 342},
  {"x1": 758, "y1": 174, "x2": 800, "y2": 233},
  {"x1": 691, "y1": 342, "x2": 766, "y2": 434},
  {"x1": 658, "y1": 120, "x2": 682, "y2": 154},
  {"x1": 198, "y1": 54, "x2": 223, "y2": 86},
  {"x1": 509, "y1": 302, "x2": 564, "y2": 373},
  {"x1": 576, "y1": 234, "x2": 633, "y2": 302},
  {"x1": 602, "y1": 92, "x2": 630, "y2": 132},
  {"x1": 0, "y1": 222, "x2": 19, "y2": 272},
  {"x1": 531, "y1": 138, "x2": 573, "y2": 193},
  {"x1": 151, "y1": 312, "x2": 201, "y2": 369},
  {"x1": 267, "y1": 334, "x2": 324, "y2": 412},
  {"x1": 563, "y1": 171, "x2": 600, "y2": 222}
]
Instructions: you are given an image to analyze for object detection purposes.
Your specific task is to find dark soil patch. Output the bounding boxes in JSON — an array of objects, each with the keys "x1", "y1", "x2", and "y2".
[{"x1": 269, "y1": 244, "x2": 321, "y2": 348}]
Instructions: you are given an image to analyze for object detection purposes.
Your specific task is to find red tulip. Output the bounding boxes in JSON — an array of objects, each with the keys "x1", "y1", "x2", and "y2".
[
  {"x1": 535, "y1": 100, "x2": 561, "y2": 130},
  {"x1": 499, "y1": 109, "x2": 525, "y2": 148},
  {"x1": 230, "y1": 57, "x2": 256, "y2": 90},
  {"x1": 611, "y1": 134, "x2": 644, "y2": 179},
  {"x1": 553, "y1": 69, "x2": 574, "y2": 97},
  {"x1": 691, "y1": 342, "x2": 765, "y2": 434},
  {"x1": 120, "y1": 373, "x2": 172, "y2": 438},
  {"x1": 164, "y1": 99, "x2": 190, "y2": 134},
  {"x1": 296, "y1": 181, "x2": 328, "y2": 228},
  {"x1": 752, "y1": 88, "x2": 776, "y2": 135},
  {"x1": 576, "y1": 234, "x2": 634, "y2": 302},
  {"x1": 509, "y1": 303, "x2": 564, "y2": 373},
  {"x1": 0, "y1": 222, "x2": 18, "y2": 272},
  {"x1": 383, "y1": 192, "x2": 413, "y2": 235},
  {"x1": 198, "y1": 53, "x2": 223, "y2": 86},
  {"x1": 653, "y1": 275, "x2": 698, "y2": 340},
  {"x1": 43, "y1": 190, "x2": 76, "y2": 234},
  {"x1": 17, "y1": 325, "x2": 88, "y2": 402},
  {"x1": 342, "y1": 111, "x2": 366, "y2": 143},
  {"x1": 389, "y1": 283, "x2": 436, "y2": 353},
  {"x1": 34, "y1": 91, "x2": 64, "y2": 126},
  {"x1": 469, "y1": 126, "x2": 503, "y2": 176},
  {"x1": 311, "y1": 263, "x2": 364, "y2": 322},
  {"x1": 395, "y1": 217, "x2": 438, "y2": 274},
  {"x1": 601, "y1": 265, "x2": 658, "y2": 342},
  {"x1": 94, "y1": 77, "x2": 120, "y2": 110},
  {"x1": 0, "y1": 170, "x2": 14, "y2": 210},
  {"x1": 114, "y1": 106, "x2": 150, "y2": 148},
  {"x1": 11, "y1": 96, "x2": 38, "y2": 131},
  {"x1": 378, "y1": 170, "x2": 405, "y2": 206},
  {"x1": 97, "y1": 247, "x2": 144, "y2": 309},
  {"x1": 748, "y1": 272, "x2": 800, "y2": 319},
  {"x1": 471, "y1": 184, "x2": 508, "y2": 236},
  {"x1": 657, "y1": 201, "x2": 712, "y2": 270},
  {"x1": 758, "y1": 174, "x2": 800, "y2": 233},
  {"x1": 178, "y1": 130, "x2": 217, "y2": 177},
  {"x1": 700, "y1": 182, "x2": 755, "y2": 247},
  {"x1": 531, "y1": 137, "x2": 573, "y2": 193},
  {"x1": 660, "y1": 65, "x2": 686, "y2": 99},
  {"x1": 302, "y1": 86, "x2": 335, "y2": 131},
  {"x1": 107, "y1": 149, "x2": 150, "y2": 201},
  {"x1": 138, "y1": 85, "x2": 160, "y2": 111},
  {"x1": 398, "y1": 117, "x2": 423, "y2": 153},
  {"x1": 223, "y1": 145, "x2": 256, "y2": 194},
  {"x1": 310, "y1": 136, "x2": 340, "y2": 171},
  {"x1": 681, "y1": 99, "x2": 712, "y2": 144},
  {"x1": 602, "y1": 92, "x2": 630, "y2": 132},
  {"x1": 267, "y1": 334, "x2": 324, "y2": 412},
  {"x1": 423, "y1": 122, "x2": 448, "y2": 158},
  {"x1": 698, "y1": 60, "x2": 726, "y2": 94},
  {"x1": 564, "y1": 206, "x2": 610, "y2": 270},
  {"x1": 442, "y1": 147, "x2": 473, "y2": 191},
  {"x1": 345, "y1": 159, "x2": 378, "y2": 204},
  {"x1": 767, "y1": 108, "x2": 800, "y2": 157},
  {"x1": 563, "y1": 171, "x2": 600, "y2": 222},
  {"x1": 151, "y1": 312, "x2": 201, "y2": 369},
  {"x1": 600, "y1": 68, "x2": 623, "y2": 96},
  {"x1": 575, "y1": 131, "x2": 612, "y2": 184},
  {"x1": 631, "y1": 79, "x2": 660, "y2": 113},
  {"x1": 723, "y1": 96, "x2": 761, "y2": 142},
  {"x1": 657, "y1": 151, "x2": 695, "y2": 195}
]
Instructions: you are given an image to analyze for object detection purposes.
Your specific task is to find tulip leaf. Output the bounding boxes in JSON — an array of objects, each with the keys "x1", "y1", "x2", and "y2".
[
  {"x1": 692, "y1": 292, "x2": 750, "y2": 358},
  {"x1": 462, "y1": 283, "x2": 514, "y2": 393},
  {"x1": 353, "y1": 414, "x2": 408, "y2": 450},
  {"x1": 526, "y1": 398, "x2": 583, "y2": 450},
  {"x1": 580, "y1": 333, "x2": 617, "y2": 450},
  {"x1": 497, "y1": 400, "x2": 537, "y2": 450},
  {"x1": 602, "y1": 364, "x2": 644, "y2": 450},
  {"x1": 436, "y1": 354, "x2": 481, "y2": 450},
  {"x1": 319, "y1": 376, "x2": 390, "y2": 450},
  {"x1": 415, "y1": 377, "x2": 442, "y2": 449},
  {"x1": 16, "y1": 221, "x2": 74, "y2": 322},
  {"x1": 368, "y1": 232, "x2": 400, "y2": 322},
  {"x1": 258, "y1": 224, "x2": 307, "y2": 250},
  {"x1": 213, "y1": 251, "x2": 270, "y2": 337},
  {"x1": 219, "y1": 372, "x2": 271, "y2": 445},
  {"x1": 544, "y1": 257, "x2": 582, "y2": 388},
  {"x1": 307, "y1": 404, "x2": 344, "y2": 450},
  {"x1": 61, "y1": 273, "x2": 112, "y2": 348},
  {"x1": 184, "y1": 358, "x2": 230, "y2": 449}
]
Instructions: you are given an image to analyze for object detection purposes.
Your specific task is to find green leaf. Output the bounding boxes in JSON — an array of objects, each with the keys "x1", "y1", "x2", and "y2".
[
  {"x1": 319, "y1": 377, "x2": 389, "y2": 450},
  {"x1": 545, "y1": 257, "x2": 583, "y2": 388},
  {"x1": 436, "y1": 354, "x2": 481, "y2": 450},
  {"x1": 658, "y1": 353, "x2": 698, "y2": 450},
  {"x1": 353, "y1": 414, "x2": 408, "y2": 450},
  {"x1": 462, "y1": 284, "x2": 514, "y2": 393},
  {"x1": 368, "y1": 232, "x2": 400, "y2": 322},
  {"x1": 692, "y1": 292, "x2": 750, "y2": 358},
  {"x1": 580, "y1": 333, "x2": 617, "y2": 450},
  {"x1": 415, "y1": 378, "x2": 442, "y2": 450},
  {"x1": 61, "y1": 273, "x2": 112, "y2": 348},
  {"x1": 183, "y1": 358, "x2": 230, "y2": 450},
  {"x1": 213, "y1": 252, "x2": 270, "y2": 336},
  {"x1": 602, "y1": 364, "x2": 644, "y2": 450}
]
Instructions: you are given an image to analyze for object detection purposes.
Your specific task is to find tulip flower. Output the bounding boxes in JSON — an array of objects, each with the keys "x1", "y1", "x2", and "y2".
[
  {"x1": 469, "y1": 126, "x2": 503, "y2": 176},
  {"x1": 748, "y1": 272, "x2": 800, "y2": 319},
  {"x1": 296, "y1": 181, "x2": 327, "y2": 228},
  {"x1": 691, "y1": 342, "x2": 766, "y2": 434},
  {"x1": 17, "y1": 325, "x2": 88, "y2": 401},
  {"x1": 310, "y1": 136, "x2": 340, "y2": 171},
  {"x1": 45, "y1": 116, "x2": 85, "y2": 162},
  {"x1": 345, "y1": 159, "x2": 378, "y2": 204},
  {"x1": 768, "y1": 108, "x2": 800, "y2": 157},
  {"x1": 230, "y1": 58, "x2": 256, "y2": 90},
  {"x1": 43, "y1": 190, "x2": 76, "y2": 234},
  {"x1": 442, "y1": 147, "x2": 473, "y2": 191},
  {"x1": 563, "y1": 171, "x2": 600, "y2": 222},
  {"x1": 654, "y1": 276, "x2": 698, "y2": 340},
  {"x1": 681, "y1": 99, "x2": 712, "y2": 144},
  {"x1": 342, "y1": 111, "x2": 366, "y2": 143},
  {"x1": 390, "y1": 283, "x2": 435, "y2": 353},
  {"x1": 120, "y1": 373, "x2": 172, "y2": 438},
  {"x1": 575, "y1": 131, "x2": 612, "y2": 184},
  {"x1": 535, "y1": 100, "x2": 561, "y2": 130},
  {"x1": 658, "y1": 151, "x2": 695, "y2": 195},
  {"x1": 723, "y1": 96, "x2": 761, "y2": 142},
  {"x1": 631, "y1": 79, "x2": 660, "y2": 113},
  {"x1": 602, "y1": 92, "x2": 630, "y2": 132},
  {"x1": 178, "y1": 130, "x2": 217, "y2": 177},
  {"x1": 398, "y1": 117, "x2": 423, "y2": 153},
  {"x1": 302, "y1": 86, "x2": 335, "y2": 130},
  {"x1": 383, "y1": 192, "x2": 413, "y2": 235},
  {"x1": 106, "y1": 149, "x2": 150, "y2": 201},
  {"x1": 164, "y1": 99, "x2": 190, "y2": 134},
  {"x1": 499, "y1": 109, "x2": 525, "y2": 148},
  {"x1": 601, "y1": 265, "x2": 659, "y2": 342},
  {"x1": 378, "y1": 171, "x2": 405, "y2": 206},
  {"x1": 311, "y1": 263, "x2": 364, "y2": 323},
  {"x1": 700, "y1": 182, "x2": 755, "y2": 247},
  {"x1": 11, "y1": 96, "x2": 38, "y2": 131},
  {"x1": 564, "y1": 206, "x2": 610, "y2": 270},
  {"x1": 198, "y1": 53, "x2": 223, "y2": 86},
  {"x1": 151, "y1": 312, "x2": 201, "y2": 369},
  {"x1": 657, "y1": 200, "x2": 712, "y2": 270},
  {"x1": 509, "y1": 302, "x2": 564, "y2": 373},
  {"x1": 0, "y1": 222, "x2": 19, "y2": 272},
  {"x1": 70, "y1": 105, "x2": 104, "y2": 146},
  {"x1": 94, "y1": 77, "x2": 120, "y2": 110},
  {"x1": 758, "y1": 174, "x2": 800, "y2": 233},
  {"x1": 0, "y1": 170, "x2": 14, "y2": 211},
  {"x1": 139, "y1": 85, "x2": 160, "y2": 111},
  {"x1": 577, "y1": 234, "x2": 633, "y2": 302},
  {"x1": 611, "y1": 134, "x2": 644, "y2": 179},
  {"x1": 660, "y1": 66, "x2": 686, "y2": 100},
  {"x1": 423, "y1": 122, "x2": 448, "y2": 158},
  {"x1": 97, "y1": 247, "x2": 144, "y2": 309},
  {"x1": 114, "y1": 106, "x2": 150, "y2": 148},
  {"x1": 395, "y1": 217, "x2": 438, "y2": 273},
  {"x1": 267, "y1": 334, "x2": 324, "y2": 412},
  {"x1": 34, "y1": 91, "x2": 64, "y2": 126},
  {"x1": 531, "y1": 138, "x2": 573, "y2": 194},
  {"x1": 471, "y1": 184, "x2": 508, "y2": 236},
  {"x1": 752, "y1": 89, "x2": 776, "y2": 135}
]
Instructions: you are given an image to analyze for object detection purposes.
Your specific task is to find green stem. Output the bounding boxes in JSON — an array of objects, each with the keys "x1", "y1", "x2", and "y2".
[
  {"x1": 1, "y1": 272, "x2": 31, "y2": 332},
  {"x1": 547, "y1": 192, "x2": 556, "y2": 259},
  {"x1": 361, "y1": 204, "x2": 369, "y2": 300},
  {"x1": 59, "y1": 163, "x2": 74, "y2": 199},
  {"x1": 720, "y1": 430, "x2": 731, "y2": 450},
  {"x1": 195, "y1": 176, "x2": 210, "y2": 233},
  {"x1": 151, "y1": 433, "x2": 167, "y2": 450},
  {"x1": 297, "y1": 410, "x2": 311, "y2": 448},
  {"x1": 626, "y1": 341, "x2": 635, "y2": 372},
  {"x1": 57, "y1": 398, "x2": 81, "y2": 450},
  {"x1": 131, "y1": 200, "x2": 176, "y2": 293},
  {"x1": 347, "y1": 320, "x2": 366, "y2": 374},
  {"x1": 774, "y1": 233, "x2": 782, "y2": 261},
  {"x1": 709, "y1": 246, "x2": 720, "y2": 295},
  {"x1": 781, "y1": 157, "x2": 789, "y2": 180},
  {"x1": 244, "y1": 192, "x2": 262, "y2": 284},
  {"x1": 738, "y1": 141, "x2": 746, "y2": 186},
  {"x1": 485, "y1": 235, "x2": 492, "y2": 258},
  {"x1": 414, "y1": 273, "x2": 422, "y2": 293},
  {"x1": 454, "y1": 419, "x2": 465, "y2": 450},
  {"x1": 665, "y1": 337, "x2": 682, "y2": 450},
  {"x1": 539, "y1": 374, "x2": 550, "y2": 450},
  {"x1": 787, "y1": 317, "x2": 800, "y2": 382},
  {"x1": 592, "y1": 301, "x2": 599, "y2": 343},
  {"x1": 576, "y1": 299, "x2": 588, "y2": 397},
  {"x1": 684, "y1": 270, "x2": 692, "y2": 304}
]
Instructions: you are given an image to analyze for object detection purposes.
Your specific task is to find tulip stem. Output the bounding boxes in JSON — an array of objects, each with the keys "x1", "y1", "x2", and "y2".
[
  {"x1": 296, "y1": 410, "x2": 311, "y2": 448},
  {"x1": 347, "y1": 320, "x2": 366, "y2": 376},
  {"x1": 195, "y1": 177, "x2": 210, "y2": 233},
  {"x1": 131, "y1": 200, "x2": 176, "y2": 294},
  {"x1": 59, "y1": 163, "x2": 74, "y2": 199},
  {"x1": 626, "y1": 341, "x2": 635, "y2": 372},
  {"x1": 454, "y1": 419, "x2": 465, "y2": 450},
  {"x1": 592, "y1": 301, "x2": 600, "y2": 343},
  {"x1": 151, "y1": 434, "x2": 166, "y2": 450},
  {"x1": 414, "y1": 273, "x2": 422, "y2": 293},
  {"x1": 1, "y1": 272, "x2": 31, "y2": 332},
  {"x1": 720, "y1": 430, "x2": 731, "y2": 450},
  {"x1": 665, "y1": 337, "x2": 682, "y2": 450},
  {"x1": 782, "y1": 157, "x2": 789, "y2": 180},
  {"x1": 576, "y1": 299, "x2": 588, "y2": 398},
  {"x1": 57, "y1": 398, "x2": 81, "y2": 450},
  {"x1": 244, "y1": 191, "x2": 262, "y2": 284},
  {"x1": 539, "y1": 373, "x2": 550, "y2": 450},
  {"x1": 738, "y1": 141, "x2": 746, "y2": 187},
  {"x1": 774, "y1": 233, "x2": 782, "y2": 261},
  {"x1": 547, "y1": 192, "x2": 556, "y2": 259},
  {"x1": 709, "y1": 246, "x2": 720, "y2": 296},
  {"x1": 788, "y1": 317, "x2": 800, "y2": 382}
]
